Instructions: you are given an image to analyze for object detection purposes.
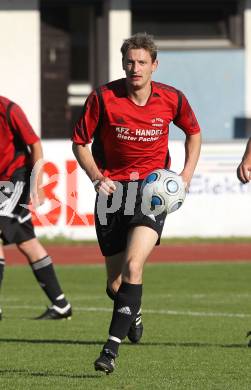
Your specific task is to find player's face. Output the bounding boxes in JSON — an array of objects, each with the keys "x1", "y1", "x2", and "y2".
[{"x1": 123, "y1": 48, "x2": 158, "y2": 90}]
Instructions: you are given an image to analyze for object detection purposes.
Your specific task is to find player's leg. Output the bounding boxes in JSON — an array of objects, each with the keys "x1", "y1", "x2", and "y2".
[
  {"x1": 105, "y1": 250, "x2": 143, "y2": 343},
  {"x1": 94, "y1": 225, "x2": 158, "y2": 374},
  {"x1": 108, "y1": 225, "x2": 157, "y2": 340},
  {"x1": 96, "y1": 201, "x2": 143, "y2": 344},
  {"x1": 1, "y1": 177, "x2": 72, "y2": 320},
  {"x1": 17, "y1": 237, "x2": 72, "y2": 319},
  {"x1": 95, "y1": 182, "x2": 142, "y2": 331},
  {"x1": 0, "y1": 243, "x2": 5, "y2": 320},
  {"x1": 94, "y1": 192, "x2": 125, "y2": 300}
]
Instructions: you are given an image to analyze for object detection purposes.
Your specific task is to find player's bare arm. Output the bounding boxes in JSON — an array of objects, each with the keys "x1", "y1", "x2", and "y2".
[
  {"x1": 237, "y1": 138, "x2": 251, "y2": 183},
  {"x1": 72, "y1": 143, "x2": 116, "y2": 195},
  {"x1": 29, "y1": 140, "x2": 45, "y2": 206},
  {"x1": 179, "y1": 132, "x2": 202, "y2": 188}
]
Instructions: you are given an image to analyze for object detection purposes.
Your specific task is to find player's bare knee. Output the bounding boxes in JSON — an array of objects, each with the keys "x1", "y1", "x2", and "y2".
[{"x1": 123, "y1": 259, "x2": 143, "y2": 284}]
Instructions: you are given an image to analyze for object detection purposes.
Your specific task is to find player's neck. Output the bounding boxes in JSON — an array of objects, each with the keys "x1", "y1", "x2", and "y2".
[{"x1": 126, "y1": 82, "x2": 152, "y2": 106}]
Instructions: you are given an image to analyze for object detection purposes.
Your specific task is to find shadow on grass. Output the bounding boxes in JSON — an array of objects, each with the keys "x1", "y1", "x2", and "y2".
[
  {"x1": 0, "y1": 338, "x2": 104, "y2": 346},
  {"x1": 0, "y1": 337, "x2": 248, "y2": 349},
  {"x1": 0, "y1": 368, "x2": 100, "y2": 379},
  {"x1": 138, "y1": 341, "x2": 249, "y2": 349}
]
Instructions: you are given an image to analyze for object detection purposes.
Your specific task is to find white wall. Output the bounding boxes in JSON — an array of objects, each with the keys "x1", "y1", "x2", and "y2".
[{"x1": 0, "y1": 0, "x2": 40, "y2": 133}]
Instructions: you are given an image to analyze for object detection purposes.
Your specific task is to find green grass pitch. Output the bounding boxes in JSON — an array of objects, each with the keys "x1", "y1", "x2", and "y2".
[{"x1": 1, "y1": 262, "x2": 251, "y2": 389}]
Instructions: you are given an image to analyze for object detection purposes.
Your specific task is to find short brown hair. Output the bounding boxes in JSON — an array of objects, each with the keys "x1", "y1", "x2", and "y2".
[{"x1": 121, "y1": 32, "x2": 157, "y2": 62}]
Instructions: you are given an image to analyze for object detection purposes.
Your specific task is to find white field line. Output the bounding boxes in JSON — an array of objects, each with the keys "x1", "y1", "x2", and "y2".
[
  {"x1": 4, "y1": 305, "x2": 251, "y2": 318},
  {"x1": 3, "y1": 293, "x2": 251, "y2": 302}
]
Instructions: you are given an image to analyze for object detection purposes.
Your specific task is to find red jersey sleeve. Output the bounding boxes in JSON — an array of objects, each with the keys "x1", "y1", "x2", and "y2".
[
  {"x1": 72, "y1": 90, "x2": 100, "y2": 145},
  {"x1": 173, "y1": 92, "x2": 200, "y2": 135},
  {"x1": 11, "y1": 103, "x2": 39, "y2": 145}
]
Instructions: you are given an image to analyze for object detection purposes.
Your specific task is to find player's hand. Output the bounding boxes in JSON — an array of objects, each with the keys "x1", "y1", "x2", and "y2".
[
  {"x1": 237, "y1": 161, "x2": 251, "y2": 184},
  {"x1": 93, "y1": 177, "x2": 116, "y2": 195}
]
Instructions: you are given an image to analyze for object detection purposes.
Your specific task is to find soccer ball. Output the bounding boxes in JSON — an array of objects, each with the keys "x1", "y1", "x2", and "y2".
[{"x1": 141, "y1": 169, "x2": 186, "y2": 215}]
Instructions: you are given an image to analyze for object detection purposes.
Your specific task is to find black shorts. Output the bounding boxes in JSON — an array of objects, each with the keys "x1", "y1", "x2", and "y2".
[
  {"x1": 0, "y1": 176, "x2": 35, "y2": 245},
  {"x1": 95, "y1": 181, "x2": 167, "y2": 256}
]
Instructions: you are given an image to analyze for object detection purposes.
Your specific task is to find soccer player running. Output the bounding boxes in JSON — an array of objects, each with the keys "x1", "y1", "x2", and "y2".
[
  {"x1": 72, "y1": 33, "x2": 201, "y2": 374},
  {"x1": 0, "y1": 96, "x2": 72, "y2": 320}
]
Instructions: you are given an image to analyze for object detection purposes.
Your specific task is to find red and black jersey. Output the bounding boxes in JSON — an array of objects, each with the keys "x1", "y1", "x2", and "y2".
[
  {"x1": 0, "y1": 96, "x2": 39, "y2": 180},
  {"x1": 72, "y1": 78, "x2": 201, "y2": 181}
]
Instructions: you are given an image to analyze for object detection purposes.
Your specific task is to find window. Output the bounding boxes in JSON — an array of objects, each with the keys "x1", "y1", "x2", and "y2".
[
  {"x1": 69, "y1": 6, "x2": 91, "y2": 83},
  {"x1": 132, "y1": 0, "x2": 243, "y2": 49}
]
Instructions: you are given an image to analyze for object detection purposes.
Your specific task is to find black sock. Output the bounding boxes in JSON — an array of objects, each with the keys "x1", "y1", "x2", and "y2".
[
  {"x1": 104, "y1": 282, "x2": 142, "y2": 354},
  {"x1": 103, "y1": 338, "x2": 121, "y2": 356},
  {"x1": 0, "y1": 258, "x2": 5, "y2": 289},
  {"x1": 106, "y1": 282, "x2": 142, "y2": 323},
  {"x1": 30, "y1": 256, "x2": 69, "y2": 308}
]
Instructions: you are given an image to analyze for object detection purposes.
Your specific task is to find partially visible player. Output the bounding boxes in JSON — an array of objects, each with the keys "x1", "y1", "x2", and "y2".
[
  {"x1": 72, "y1": 32, "x2": 201, "y2": 374},
  {"x1": 237, "y1": 138, "x2": 251, "y2": 183},
  {"x1": 0, "y1": 96, "x2": 72, "y2": 320},
  {"x1": 237, "y1": 137, "x2": 251, "y2": 345}
]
